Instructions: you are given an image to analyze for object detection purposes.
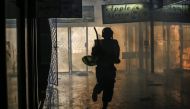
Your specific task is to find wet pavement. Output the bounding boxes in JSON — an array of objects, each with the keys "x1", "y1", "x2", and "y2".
[
  {"x1": 44, "y1": 70, "x2": 190, "y2": 109},
  {"x1": 7, "y1": 75, "x2": 18, "y2": 109}
]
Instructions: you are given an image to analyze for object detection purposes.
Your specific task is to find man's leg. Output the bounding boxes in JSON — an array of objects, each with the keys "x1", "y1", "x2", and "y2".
[
  {"x1": 92, "y1": 83, "x2": 103, "y2": 102},
  {"x1": 102, "y1": 80, "x2": 115, "y2": 109},
  {"x1": 92, "y1": 67, "x2": 104, "y2": 102},
  {"x1": 102, "y1": 101, "x2": 108, "y2": 109}
]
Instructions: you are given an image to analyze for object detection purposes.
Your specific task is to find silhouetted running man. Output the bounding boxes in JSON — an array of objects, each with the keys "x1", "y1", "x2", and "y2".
[{"x1": 91, "y1": 27, "x2": 120, "y2": 109}]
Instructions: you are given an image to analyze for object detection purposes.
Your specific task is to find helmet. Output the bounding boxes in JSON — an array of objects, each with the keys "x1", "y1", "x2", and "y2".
[
  {"x1": 102, "y1": 27, "x2": 113, "y2": 39},
  {"x1": 82, "y1": 55, "x2": 98, "y2": 66}
]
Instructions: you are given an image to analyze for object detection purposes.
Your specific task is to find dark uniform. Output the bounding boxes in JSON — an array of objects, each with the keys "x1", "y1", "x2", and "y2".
[{"x1": 91, "y1": 27, "x2": 120, "y2": 109}]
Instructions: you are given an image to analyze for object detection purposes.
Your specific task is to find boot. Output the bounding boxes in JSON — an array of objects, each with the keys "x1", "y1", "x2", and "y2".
[
  {"x1": 92, "y1": 90, "x2": 98, "y2": 102},
  {"x1": 102, "y1": 102, "x2": 108, "y2": 109}
]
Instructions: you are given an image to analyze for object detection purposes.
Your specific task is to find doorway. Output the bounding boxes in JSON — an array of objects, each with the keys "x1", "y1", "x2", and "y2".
[{"x1": 57, "y1": 26, "x2": 105, "y2": 74}]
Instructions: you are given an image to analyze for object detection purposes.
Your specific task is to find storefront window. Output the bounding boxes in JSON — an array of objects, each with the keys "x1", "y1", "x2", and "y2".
[
  {"x1": 6, "y1": 19, "x2": 18, "y2": 109},
  {"x1": 182, "y1": 25, "x2": 190, "y2": 70}
]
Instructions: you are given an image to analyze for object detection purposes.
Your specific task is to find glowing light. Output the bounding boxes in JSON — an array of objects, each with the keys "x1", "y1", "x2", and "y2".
[{"x1": 183, "y1": 48, "x2": 190, "y2": 70}]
